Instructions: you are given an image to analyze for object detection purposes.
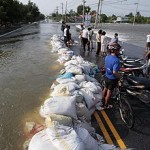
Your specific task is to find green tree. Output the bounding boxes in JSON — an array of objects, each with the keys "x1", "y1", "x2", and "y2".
[
  {"x1": 100, "y1": 14, "x2": 108, "y2": 23},
  {"x1": 77, "y1": 4, "x2": 91, "y2": 15}
]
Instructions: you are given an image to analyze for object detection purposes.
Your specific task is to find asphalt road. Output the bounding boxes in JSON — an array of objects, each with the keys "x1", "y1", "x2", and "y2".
[{"x1": 72, "y1": 36, "x2": 150, "y2": 150}]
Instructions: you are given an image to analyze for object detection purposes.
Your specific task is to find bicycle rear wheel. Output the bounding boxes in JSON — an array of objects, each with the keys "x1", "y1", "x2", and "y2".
[{"x1": 119, "y1": 98, "x2": 134, "y2": 129}]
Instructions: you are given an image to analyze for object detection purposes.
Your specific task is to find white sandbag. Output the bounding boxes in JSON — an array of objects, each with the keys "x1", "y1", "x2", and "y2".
[
  {"x1": 57, "y1": 57, "x2": 67, "y2": 64},
  {"x1": 28, "y1": 129, "x2": 57, "y2": 150},
  {"x1": 75, "y1": 74, "x2": 86, "y2": 83},
  {"x1": 50, "y1": 84, "x2": 70, "y2": 96},
  {"x1": 76, "y1": 103, "x2": 91, "y2": 122},
  {"x1": 99, "y1": 144, "x2": 116, "y2": 150},
  {"x1": 46, "y1": 125, "x2": 85, "y2": 150},
  {"x1": 76, "y1": 56, "x2": 84, "y2": 64},
  {"x1": 72, "y1": 90, "x2": 84, "y2": 103},
  {"x1": 64, "y1": 59, "x2": 79, "y2": 66},
  {"x1": 40, "y1": 96, "x2": 77, "y2": 119},
  {"x1": 45, "y1": 114, "x2": 73, "y2": 127},
  {"x1": 80, "y1": 88, "x2": 98, "y2": 109},
  {"x1": 85, "y1": 74, "x2": 97, "y2": 82},
  {"x1": 75, "y1": 126, "x2": 99, "y2": 150},
  {"x1": 80, "y1": 81, "x2": 101, "y2": 94},
  {"x1": 74, "y1": 121, "x2": 96, "y2": 136},
  {"x1": 58, "y1": 48, "x2": 69, "y2": 54},
  {"x1": 56, "y1": 78, "x2": 76, "y2": 84},
  {"x1": 65, "y1": 65, "x2": 83, "y2": 75},
  {"x1": 50, "y1": 82, "x2": 80, "y2": 96}
]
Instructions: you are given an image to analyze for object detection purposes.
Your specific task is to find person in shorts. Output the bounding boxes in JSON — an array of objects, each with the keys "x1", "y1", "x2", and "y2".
[{"x1": 102, "y1": 43, "x2": 121, "y2": 109}]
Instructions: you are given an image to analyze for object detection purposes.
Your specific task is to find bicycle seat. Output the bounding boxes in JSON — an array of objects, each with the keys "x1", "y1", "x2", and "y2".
[{"x1": 127, "y1": 76, "x2": 150, "y2": 90}]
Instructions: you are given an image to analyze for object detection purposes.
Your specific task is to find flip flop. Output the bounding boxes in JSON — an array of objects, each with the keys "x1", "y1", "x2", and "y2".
[{"x1": 104, "y1": 104, "x2": 113, "y2": 109}]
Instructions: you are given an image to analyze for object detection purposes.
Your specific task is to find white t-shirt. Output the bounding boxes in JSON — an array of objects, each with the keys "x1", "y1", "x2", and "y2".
[
  {"x1": 82, "y1": 29, "x2": 88, "y2": 39},
  {"x1": 146, "y1": 34, "x2": 150, "y2": 42},
  {"x1": 101, "y1": 35, "x2": 107, "y2": 45},
  {"x1": 64, "y1": 28, "x2": 67, "y2": 37}
]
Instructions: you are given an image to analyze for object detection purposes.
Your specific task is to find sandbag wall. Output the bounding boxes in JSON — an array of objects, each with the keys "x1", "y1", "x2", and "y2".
[{"x1": 27, "y1": 34, "x2": 117, "y2": 150}]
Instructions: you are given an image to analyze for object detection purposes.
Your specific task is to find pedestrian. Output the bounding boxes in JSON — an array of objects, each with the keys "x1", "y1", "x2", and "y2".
[
  {"x1": 61, "y1": 21, "x2": 66, "y2": 37},
  {"x1": 88, "y1": 27, "x2": 94, "y2": 51},
  {"x1": 64, "y1": 25, "x2": 70, "y2": 47},
  {"x1": 79, "y1": 23, "x2": 85, "y2": 47},
  {"x1": 110, "y1": 33, "x2": 118, "y2": 44},
  {"x1": 96, "y1": 29, "x2": 102, "y2": 56},
  {"x1": 102, "y1": 43, "x2": 121, "y2": 109},
  {"x1": 146, "y1": 31, "x2": 150, "y2": 51},
  {"x1": 82, "y1": 28, "x2": 90, "y2": 51},
  {"x1": 101, "y1": 31, "x2": 108, "y2": 56}
]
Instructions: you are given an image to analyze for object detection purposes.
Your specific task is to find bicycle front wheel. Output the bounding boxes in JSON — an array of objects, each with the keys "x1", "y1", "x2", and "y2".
[{"x1": 119, "y1": 98, "x2": 134, "y2": 129}]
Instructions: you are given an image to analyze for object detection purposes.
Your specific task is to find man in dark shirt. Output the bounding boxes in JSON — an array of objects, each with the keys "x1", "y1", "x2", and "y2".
[{"x1": 102, "y1": 43, "x2": 121, "y2": 109}]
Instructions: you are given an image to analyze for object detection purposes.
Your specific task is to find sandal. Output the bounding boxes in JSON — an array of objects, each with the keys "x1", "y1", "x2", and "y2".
[{"x1": 104, "y1": 104, "x2": 113, "y2": 109}]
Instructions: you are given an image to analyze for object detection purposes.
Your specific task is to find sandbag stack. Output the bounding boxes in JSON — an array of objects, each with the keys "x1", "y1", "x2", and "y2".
[{"x1": 27, "y1": 35, "x2": 117, "y2": 150}]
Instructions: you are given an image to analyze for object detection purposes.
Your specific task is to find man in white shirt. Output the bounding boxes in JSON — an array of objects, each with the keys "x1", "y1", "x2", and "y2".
[
  {"x1": 101, "y1": 31, "x2": 108, "y2": 56},
  {"x1": 82, "y1": 28, "x2": 90, "y2": 51},
  {"x1": 146, "y1": 32, "x2": 150, "y2": 50}
]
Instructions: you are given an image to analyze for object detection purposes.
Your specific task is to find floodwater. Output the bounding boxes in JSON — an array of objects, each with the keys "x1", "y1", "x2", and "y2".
[{"x1": 0, "y1": 22, "x2": 149, "y2": 150}]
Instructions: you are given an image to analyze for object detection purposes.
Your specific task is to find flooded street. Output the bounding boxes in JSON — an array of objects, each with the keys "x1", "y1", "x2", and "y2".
[
  {"x1": 0, "y1": 22, "x2": 150, "y2": 150},
  {"x1": 0, "y1": 22, "x2": 63, "y2": 150}
]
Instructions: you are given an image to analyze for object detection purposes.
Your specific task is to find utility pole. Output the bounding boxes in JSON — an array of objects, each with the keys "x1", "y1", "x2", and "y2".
[
  {"x1": 61, "y1": 2, "x2": 63, "y2": 20},
  {"x1": 133, "y1": 0, "x2": 139, "y2": 26},
  {"x1": 65, "y1": 1, "x2": 67, "y2": 22},
  {"x1": 56, "y1": 6, "x2": 59, "y2": 21},
  {"x1": 82, "y1": 0, "x2": 86, "y2": 23},
  {"x1": 94, "y1": 0, "x2": 100, "y2": 29},
  {"x1": 99, "y1": 0, "x2": 103, "y2": 28}
]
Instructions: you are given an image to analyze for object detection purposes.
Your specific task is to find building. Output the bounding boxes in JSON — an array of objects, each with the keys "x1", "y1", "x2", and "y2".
[{"x1": 114, "y1": 16, "x2": 129, "y2": 23}]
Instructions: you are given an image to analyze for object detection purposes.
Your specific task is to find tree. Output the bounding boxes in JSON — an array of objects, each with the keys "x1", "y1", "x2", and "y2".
[
  {"x1": 100, "y1": 14, "x2": 108, "y2": 23},
  {"x1": 77, "y1": 4, "x2": 91, "y2": 15}
]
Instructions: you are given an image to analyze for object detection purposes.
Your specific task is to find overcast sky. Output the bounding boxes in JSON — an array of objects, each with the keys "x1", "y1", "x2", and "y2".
[{"x1": 18, "y1": 0, "x2": 150, "y2": 17}]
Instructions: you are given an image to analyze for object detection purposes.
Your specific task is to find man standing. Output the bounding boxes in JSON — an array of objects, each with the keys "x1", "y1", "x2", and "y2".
[
  {"x1": 61, "y1": 21, "x2": 66, "y2": 36},
  {"x1": 82, "y1": 28, "x2": 90, "y2": 51},
  {"x1": 102, "y1": 43, "x2": 121, "y2": 109},
  {"x1": 64, "y1": 25, "x2": 70, "y2": 47},
  {"x1": 146, "y1": 31, "x2": 150, "y2": 50},
  {"x1": 96, "y1": 29, "x2": 102, "y2": 56}
]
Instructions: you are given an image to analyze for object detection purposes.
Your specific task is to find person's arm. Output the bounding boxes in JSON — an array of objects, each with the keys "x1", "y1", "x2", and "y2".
[
  {"x1": 113, "y1": 60, "x2": 120, "y2": 79},
  {"x1": 113, "y1": 71, "x2": 120, "y2": 79}
]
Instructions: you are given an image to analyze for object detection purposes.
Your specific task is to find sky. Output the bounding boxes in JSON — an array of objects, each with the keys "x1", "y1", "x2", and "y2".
[{"x1": 18, "y1": 0, "x2": 150, "y2": 17}]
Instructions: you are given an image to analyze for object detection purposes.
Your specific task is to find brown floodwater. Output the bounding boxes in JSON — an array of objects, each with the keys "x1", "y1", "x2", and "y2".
[{"x1": 0, "y1": 21, "x2": 64, "y2": 150}]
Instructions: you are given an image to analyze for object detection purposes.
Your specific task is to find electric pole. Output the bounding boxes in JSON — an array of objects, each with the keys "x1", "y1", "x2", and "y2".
[
  {"x1": 95, "y1": 0, "x2": 100, "y2": 29},
  {"x1": 65, "y1": 1, "x2": 67, "y2": 22},
  {"x1": 61, "y1": 2, "x2": 63, "y2": 20},
  {"x1": 133, "y1": 0, "x2": 139, "y2": 25},
  {"x1": 82, "y1": 0, "x2": 86, "y2": 23}
]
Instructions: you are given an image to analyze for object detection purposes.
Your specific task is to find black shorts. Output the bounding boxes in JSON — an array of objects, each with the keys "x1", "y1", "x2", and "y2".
[
  {"x1": 146, "y1": 42, "x2": 150, "y2": 50},
  {"x1": 104, "y1": 77, "x2": 118, "y2": 91}
]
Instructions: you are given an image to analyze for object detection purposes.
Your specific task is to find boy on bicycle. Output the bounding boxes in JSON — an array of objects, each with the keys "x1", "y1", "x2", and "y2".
[{"x1": 102, "y1": 43, "x2": 121, "y2": 109}]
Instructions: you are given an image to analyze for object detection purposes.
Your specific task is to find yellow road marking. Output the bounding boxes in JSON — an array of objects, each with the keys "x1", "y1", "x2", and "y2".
[
  {"x1": 94, "y1": 111, "x2": 113, "y2": 144},
  {"x1": 101, "y1": 110, "x2": 127, "y2": 149}
]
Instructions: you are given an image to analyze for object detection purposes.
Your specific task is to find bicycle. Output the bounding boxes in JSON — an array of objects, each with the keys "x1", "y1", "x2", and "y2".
[{"x1": 99, "y1": 69, "x2": 134, "y2": 129}]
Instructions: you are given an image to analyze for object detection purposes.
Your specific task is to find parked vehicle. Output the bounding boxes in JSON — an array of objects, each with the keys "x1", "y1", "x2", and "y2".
[{"x1": 123, "y1": 76, "x2": 150, "y2": 105}]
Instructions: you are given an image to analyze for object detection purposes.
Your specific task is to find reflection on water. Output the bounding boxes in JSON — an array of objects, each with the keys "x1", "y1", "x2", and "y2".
[{"x1": 0, "y1": 22, "x2": 63, "y2": 150}]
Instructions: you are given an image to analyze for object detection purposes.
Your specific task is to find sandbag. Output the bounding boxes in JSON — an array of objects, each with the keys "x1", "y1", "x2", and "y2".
[
  {"x1": 75, "y1": 126, "x2": 99, "y2": 150},
  {"x1": 40, "y1": 96, "x2": 77, "y2": 119},
  {"x1": 28, "y1": 129, "x2": 57, "y2": 150},
  {"x1": 45, "y1": 114, "x2": 73, "y2": 127},
  {"x1": 46, "y1": 125, "x2": 85, "y2": 150}
]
